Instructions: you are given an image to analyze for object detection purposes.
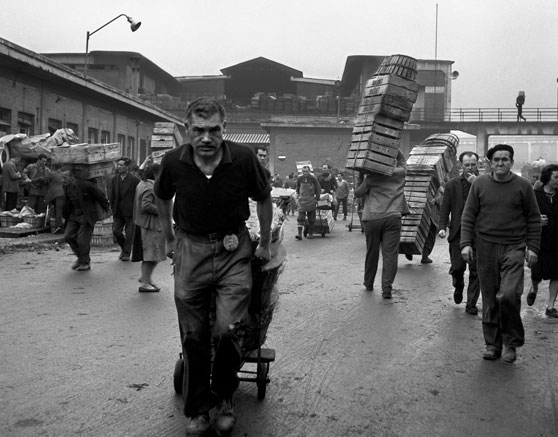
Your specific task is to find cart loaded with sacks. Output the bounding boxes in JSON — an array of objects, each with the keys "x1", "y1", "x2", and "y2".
[{"x1": 173, "y1": 202, "x2": 286, "y2": 400}]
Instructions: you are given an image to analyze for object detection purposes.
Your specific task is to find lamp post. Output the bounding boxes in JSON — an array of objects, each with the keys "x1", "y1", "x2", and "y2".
[{"x1": 84, "y1": 14, "x2": 141, "y2": 79}]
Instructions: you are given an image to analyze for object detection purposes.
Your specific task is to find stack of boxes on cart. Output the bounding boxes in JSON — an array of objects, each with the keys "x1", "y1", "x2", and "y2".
[
  {"x1": 51, "y1": 142, "x2": 121, "y2": 246},
  {"x1": 150, "y1": 122, "x2": 183, "y2": 163},
  {"x1": 399, "y1": 133, "x2": 459, "y2": 255},
  {"x1": 346, "y1": 54, "x2": 419, "y2": 175}
]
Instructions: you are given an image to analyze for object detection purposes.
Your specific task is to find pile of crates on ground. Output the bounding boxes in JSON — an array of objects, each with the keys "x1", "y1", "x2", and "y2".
[
  {"x1": 150, "y1": 122, "x2": 183, "y2": 163},
  {"x1": 51, "y1": 142, "x2": 122, "y2": 246},
  {"x1": 399, "y1": 133, "x2": 459, "y2": 255},
  {"x1": 346, "y1": 54, "x2": 419, "y2": 175}
]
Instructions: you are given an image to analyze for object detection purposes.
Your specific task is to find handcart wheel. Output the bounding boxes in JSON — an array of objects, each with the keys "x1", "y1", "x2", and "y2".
[
  {"x1": 173, "y1": 357, "x2": 184, "y2": 394},
  {"x1": 256, "y1": 362, "x2": 268, "y2": 400}
]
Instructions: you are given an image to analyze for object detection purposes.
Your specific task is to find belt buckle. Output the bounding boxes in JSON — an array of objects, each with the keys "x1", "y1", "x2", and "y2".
[{"x1": 208, "y1": 232, "x2": 219, "y2": 243}]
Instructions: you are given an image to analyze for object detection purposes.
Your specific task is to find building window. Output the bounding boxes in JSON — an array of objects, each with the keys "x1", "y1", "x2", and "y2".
[
  {"x1": 66, "y1": 122, "x2": 79, "y2": 137},
  {"x1": 48, "y1": 118, "x2": 62, "y2": 132},
  {"x1": 88, "y1": 127, "x2": 99, "y2": 144},
  {"x1": 101, "y1": 130, "x2": 111, "y2": 144},
  {"x1": 0, "y1": 107, "x2": 11, "y2": 134},
  {"x1": 117, "y1": 134, "x2": 126, "y2": 156},
  {"x1": 17, "y1": 111, "x2": 34, "y2": 135},
  {"x1": 127, "y1": 136, "x2": 135, "y2": 160}
]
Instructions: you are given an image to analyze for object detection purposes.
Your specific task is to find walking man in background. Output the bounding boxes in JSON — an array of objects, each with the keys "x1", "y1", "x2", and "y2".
[
  {"x1": 110, "y1": 158, "x2": 140, "y2": 261},
  {"x1": 356, "y1": 150, "x2": 409, "y2": 298},
  {"x1": 438, "y1": 152, "x2": 481, "y2": 314},
  {"x1": 295, "y1": 165, "x2": 321, "y2": 240},
  {"x1": 334, "y1": 173, "x2": 350, "y2": 221},
  {"x1": 2, "y1": 155, "x2": 23, "y2": 211},
  {"x1": 461, "y1": 144, "x2": 541, "y2": 364},
  {"x1": 63, "y1": 168, "x2": 110, "y2": 271},
  {"x1": 23, "y1": 153, "x2": 49, "y2": 214},
  {"x1": 155, "y1": 98, "x2": 272, "y2": 436}
]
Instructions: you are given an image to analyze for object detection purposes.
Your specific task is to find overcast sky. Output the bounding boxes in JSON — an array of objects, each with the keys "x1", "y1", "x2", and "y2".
[{"x1": 2, "y1": 0, "x2": 557, "y2": 109}]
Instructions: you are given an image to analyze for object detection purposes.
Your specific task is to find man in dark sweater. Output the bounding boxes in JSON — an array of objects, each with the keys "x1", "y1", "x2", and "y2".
[{"x1": 461, "y1": 144, "x2": 541, "y2": 364}]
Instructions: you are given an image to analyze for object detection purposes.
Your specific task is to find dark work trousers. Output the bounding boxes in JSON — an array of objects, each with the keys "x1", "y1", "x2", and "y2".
[
  {"x1": 422, "y1": 222, "x2": 437, "y2": 257},
  {"x1": 476, "y1": 237, "x2": 526, "y2": 350},
  {"x1": 448, "y1": 236, "x2": 480, "y2": 310},
  {"x1": 334, "y1": 197, "x2": 348, "y2": 219},
  {"x1": 363, "y1": 215, "x2": 401, "y2": 292},
  {"x1": 5, "y1": 192, "x2": 18, "y2": 211},
  {"x1": 112, "y1": 214, "x2": 135, "y2": 256},
  {"x1": 64, "y1": 215, "x2": 94, "y2": 265},
  {"x1": 297, "y1": 210, "x2": 316, "y2": 228},
  {"x1": 174, "y1": 228, "x2": 252, "y2": 418},
  {"x1": 28, "y1": 194, "x2": 46, "y2": 214},
  {"x1": 50, "y1": 196, "x2": 64, "y2": 228}
]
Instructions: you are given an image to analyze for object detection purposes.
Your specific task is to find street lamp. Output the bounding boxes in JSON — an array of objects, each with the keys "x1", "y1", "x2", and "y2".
[{"x1": 84, "y1": 14, "x2": 141, "y2": 79}]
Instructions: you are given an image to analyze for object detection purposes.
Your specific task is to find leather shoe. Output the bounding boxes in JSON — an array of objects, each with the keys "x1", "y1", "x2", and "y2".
[
  {"x1": 364, "y1": 285, "x2": 374, "y2": 292},
  {"x1": 405, "y1": 253, "x2": 413, "y2": 261},
  {"x1": 545, "y1": 307, "x2": 558, "y2": 318},
  {"x1": 482, "y1": 348, "x2": 502, "y2": 360},
  {"x1": 453, "y1": 287, "x2": 464, "y2": 304},
  {"x1": 214, "y1": 398, "x2": 236, "y2": 436},
  {"x1": 184, "y1": 413, "x2": 210, "y2": 435},
  {"x1": 502, "y1": 346, "x2": 517, "y2": 364},
  {"x1": 71, "y1": 261, "x2": 81, "y2": 270},
  {"x1": 382, "y1": 290, "x2": 392, "y2": 299},
  {"x1": 421, "y1": 256, "x2": 433, "y2": 264},
  {"x1": 139, "y1": 283, "x2": 160, "y2": 293},
  {"x1": 77, "y1": 264, "x2": 91, "y2": 271},
  {"x1": 465, "y1": 306, "x2": 478, "y2": 315},
  {"x1": 526, "y1": 287, "x2": 537, "y2": 306}
]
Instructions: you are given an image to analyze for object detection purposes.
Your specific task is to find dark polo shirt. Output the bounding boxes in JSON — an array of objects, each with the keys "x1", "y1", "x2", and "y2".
[{"x1": 154, "y1": 140, "x2": 271, "y2": 234}]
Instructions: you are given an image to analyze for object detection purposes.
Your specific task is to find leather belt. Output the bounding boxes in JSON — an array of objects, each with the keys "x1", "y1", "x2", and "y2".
[{"x1": 178, "y1": 225, "x2": 245, "y2": 244}]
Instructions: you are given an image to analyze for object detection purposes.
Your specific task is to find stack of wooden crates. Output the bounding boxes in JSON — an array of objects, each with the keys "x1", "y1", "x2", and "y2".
[
  {"x1": 346, "y1": 54, "x2": 419, "y2": 175},
  {"x1": 51, "y1": 142, "x2": 121, "y2": 246},
  {"x1": 399, "y1": 133, "x2": 459, "y2": 255},
  {"x1": 151, "y1": 122, "x2": 183, "y2": 163}
]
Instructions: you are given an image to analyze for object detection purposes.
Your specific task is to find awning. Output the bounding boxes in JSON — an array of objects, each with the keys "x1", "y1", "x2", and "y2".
[{"x1": 223, "y1": 133, "x2": 269, "y2": 144}]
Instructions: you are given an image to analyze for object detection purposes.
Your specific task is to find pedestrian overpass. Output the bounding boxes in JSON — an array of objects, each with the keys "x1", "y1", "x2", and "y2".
[{"x1": 412, "y1": 107, "x2": 558, "y2": 154}]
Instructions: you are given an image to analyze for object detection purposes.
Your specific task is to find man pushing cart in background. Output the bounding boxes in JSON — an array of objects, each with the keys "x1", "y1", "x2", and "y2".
[{"x1": 155, "y1": 98, "x2": 272, "y2": 436}]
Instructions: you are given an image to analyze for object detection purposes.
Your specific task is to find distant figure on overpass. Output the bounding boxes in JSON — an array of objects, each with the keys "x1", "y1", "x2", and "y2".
[{"x1": 516, "y1": 92, "x2": 526, "y2": 122}]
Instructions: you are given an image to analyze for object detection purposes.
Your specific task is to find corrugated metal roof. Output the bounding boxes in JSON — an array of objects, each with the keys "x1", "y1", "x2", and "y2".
[{"x1": 223, "y1": 133, "x2": 269, "y2": 144}]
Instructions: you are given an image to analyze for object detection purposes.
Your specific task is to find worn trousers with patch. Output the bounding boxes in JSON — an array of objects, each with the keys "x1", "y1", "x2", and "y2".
[
  {"x1": 476, "y1": 238, "x2": 526, "y2": 350},
  {"x1": 363, "y1": 215, "x2": 401, "y2": 292},
  {"x1": 174, "y1": 228, "x2": 252, "y2": 417},
  {"x1": 448, "y1": 236, "x2": 480, "y2": 309},
  {"x1": 64, "y1": 215, "x2": 94, "y2": 265}
]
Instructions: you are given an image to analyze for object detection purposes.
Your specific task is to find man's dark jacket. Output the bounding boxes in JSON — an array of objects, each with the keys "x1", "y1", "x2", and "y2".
[
  {"x1": 63, "y1": 178, "x2": 110, "y2": 227},
  {"x1": 438, "y1": 175, "x2": 469, "y2": 242},
  {"x1": 110, "y1": 173, "x2": 140, "y2": 218}
]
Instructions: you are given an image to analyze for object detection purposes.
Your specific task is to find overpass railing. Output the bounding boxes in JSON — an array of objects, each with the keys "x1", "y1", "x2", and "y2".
[{"x1": 410, "y1": 108, "x2": 558, "y2": 123}]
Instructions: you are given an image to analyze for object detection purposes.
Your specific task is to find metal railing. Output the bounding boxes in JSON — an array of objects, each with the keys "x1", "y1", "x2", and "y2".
[{"x1": 409, "y1": 108, "x2": 558, "y2": 123}]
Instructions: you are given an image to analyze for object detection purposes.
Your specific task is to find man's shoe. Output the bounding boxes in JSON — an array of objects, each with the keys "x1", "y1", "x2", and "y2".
[
  {"x1": 482, "y1": 348, "x2": 502, "y2": 360},
  {"x1": 545, "y1": 307, "x2": 558, "y2": 318},
  {"x1": 502, "y1": 346, "x2": 517, "y2": 364},
  {"x1": 453, "y1": 288, "x2": 463, "y2": 304},
  {"x1": 364, "y1": 285, "x2": 374, "y2": 292},
  {"x1": 71, "y1": 260, "x2": 81, "y2": 270},
  {"x1": 184, "y1": 413, "x2": 210, "y2": 435},
  {"x1": 121, "y1": 255, "x2": 130, "y2": 261},
  {"x1": 214, "y1": 398, "x2": 236, "y2": 436},
  {"x1": 526, "y1": 287, "x2": 537, "y2": 306},
  {"x1": 421, "y1": 256, "x2": 433, "y2": 264},
  {"x1": 405, "y1": 253, "x2": 413, "y2": 261},
  {"x1": 77, "y1": 264, "x2": 91, "y2": 271},
  {"x1": 118, "y1": 252, "x2": 125, "y2": 260},
  {"x1": 306, "y1": 233, "x2": 314, "y2": 239},
  {"x1": 382, "y1": 290, "x2": 392, "y2": 299},
  {"x1": 465, "y1": 306, "x2": 478, "y2": 315}
]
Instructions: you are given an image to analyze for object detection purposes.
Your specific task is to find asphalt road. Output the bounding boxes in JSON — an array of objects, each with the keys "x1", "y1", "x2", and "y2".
[{"x1": 1, "y1": 217, "x2": 557, "y2": 437}]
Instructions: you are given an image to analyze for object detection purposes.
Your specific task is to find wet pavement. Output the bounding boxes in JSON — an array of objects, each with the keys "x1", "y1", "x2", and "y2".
[{"x1": 0, "y1": 217, "x2": 557, "y2": 436}]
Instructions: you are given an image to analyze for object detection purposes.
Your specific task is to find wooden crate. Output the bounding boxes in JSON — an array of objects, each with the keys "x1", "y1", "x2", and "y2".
[
  {"x1": 73, "y1": 161, "x2": 115, "y2": 179},
  {"x1": 365, "y1": 74, "x2": 420, "y2": 93},
  {"x1": 91, "y1": 235, "x2": 115, "y2": 247},
  {"x1": 150, "y1": 138, "x2": 176, "y2": 149},
  {"x1": 364, "y1": 82, "x2": 419, "y2": 103},
  {"x1": 345, "y1": 156, "x2": 394, "y2": 176},
  {"x1": 93, "y1": 222, "x2": 113, "y2": 236}
]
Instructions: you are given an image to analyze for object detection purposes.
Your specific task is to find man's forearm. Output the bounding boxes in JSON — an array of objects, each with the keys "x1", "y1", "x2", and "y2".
[
  {"x1": 256, "y1": 195, "x2": 273, "y2": 244},
  {"x1": 155, "y1": 197, "x2": 174, "y2": 239}
]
